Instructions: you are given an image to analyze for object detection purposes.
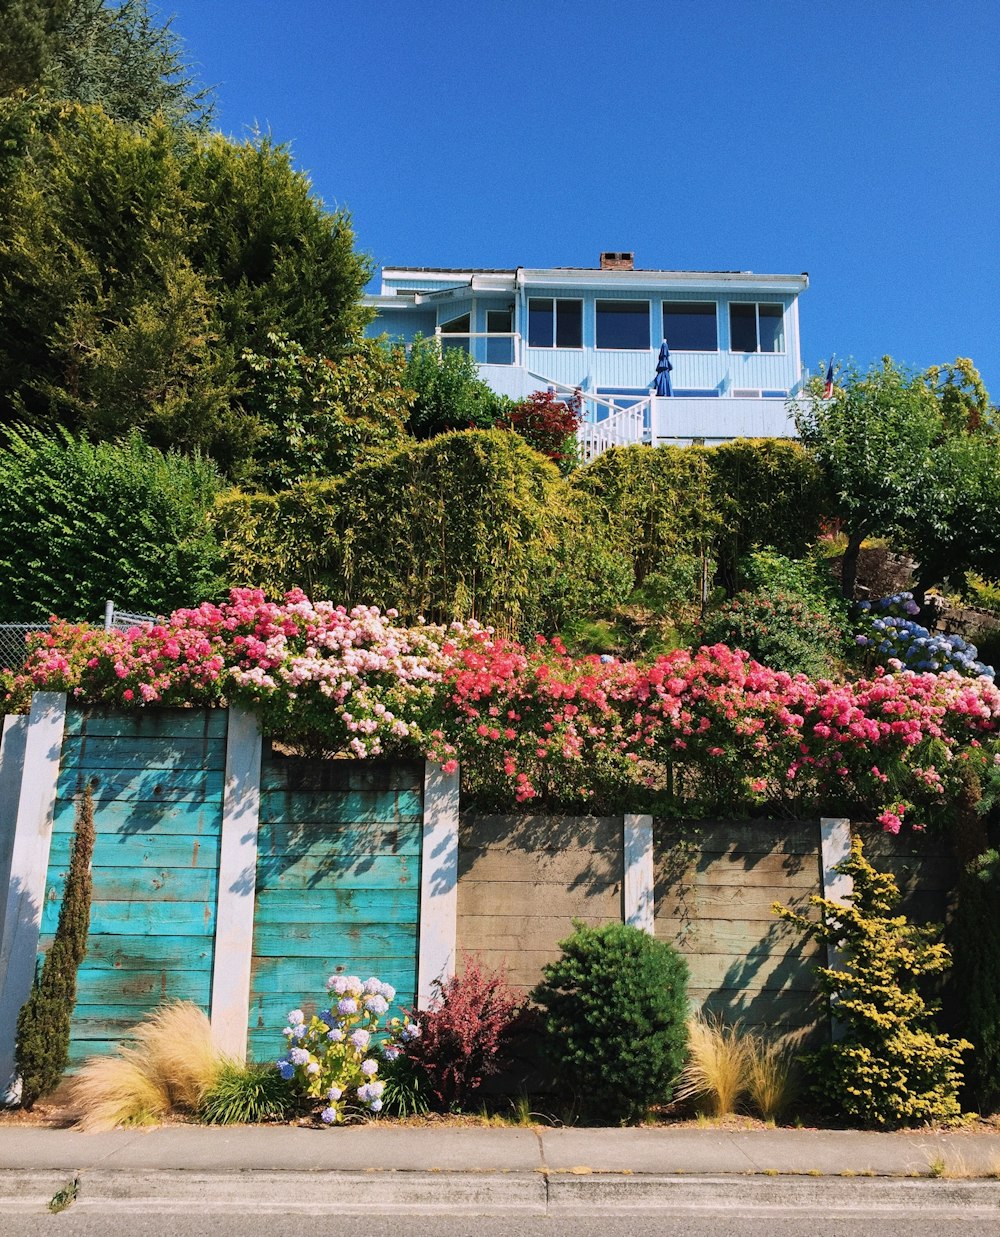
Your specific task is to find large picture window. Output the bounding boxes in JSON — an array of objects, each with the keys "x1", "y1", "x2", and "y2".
[
  {"x1": 729, "y1": 303, "x2": 785, "y2": 353},
  {"x1": 662, "y1": 301, "x2": 717, "y2": 351},
  {"x1": 596, "y1": 300, "x2": 650, "y2": 349},
  {"x1": 528, "y1": 298, "x2": 583, "y2": 348}
]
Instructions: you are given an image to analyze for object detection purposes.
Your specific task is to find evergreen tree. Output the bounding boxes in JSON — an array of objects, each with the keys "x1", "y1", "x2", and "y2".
[
  {"x1": 0, "y1": 0, "x2": 211, "y2": 129},
  {"x1": 15, "y1": 784, "x2": 95, "y2": 1109}
]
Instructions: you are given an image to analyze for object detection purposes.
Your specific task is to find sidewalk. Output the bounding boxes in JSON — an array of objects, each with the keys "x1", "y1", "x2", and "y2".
[{"x1": 2, "y1": 1125, "x2": 1000, "y2": 1214}]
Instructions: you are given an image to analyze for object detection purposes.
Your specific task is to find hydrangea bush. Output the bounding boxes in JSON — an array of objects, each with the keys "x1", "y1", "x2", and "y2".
[
  {"x1": 856, "y1": 593, "x2": 995, "y2": 679},
  {"x1": 275, "y1": 973, "x2": 420, "y2": 1124}
]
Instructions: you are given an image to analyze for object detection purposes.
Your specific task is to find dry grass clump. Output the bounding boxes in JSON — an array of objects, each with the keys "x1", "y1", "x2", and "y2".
[
  {"x1": 675, "y1": 1014, "x2": 798, "y2": 1121},
  {"x1": 743, "y1": 1034, "x2": 798, "y2": 1122},
  {"x1": 676, "y1": 1014, "x2": 748, "y2": 1117},
  {"x1": 69, "y1": 1001, "x2": 227, "y2": 1132}
]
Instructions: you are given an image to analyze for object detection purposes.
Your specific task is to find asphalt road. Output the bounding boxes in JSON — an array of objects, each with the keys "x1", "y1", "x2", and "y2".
[{"x1": 1, "y1": 1208, "x2": 996, "y2": 1237}]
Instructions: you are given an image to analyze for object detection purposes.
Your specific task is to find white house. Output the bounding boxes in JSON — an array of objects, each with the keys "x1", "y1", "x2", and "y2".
[{"x1": 365, "y1": 252, "x2": 809, "y2": 458}]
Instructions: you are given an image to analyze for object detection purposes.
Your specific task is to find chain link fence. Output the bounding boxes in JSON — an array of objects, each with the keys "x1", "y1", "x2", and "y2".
[{"x1": 0, "y1": 602, "x2": 157, "y2": 673}]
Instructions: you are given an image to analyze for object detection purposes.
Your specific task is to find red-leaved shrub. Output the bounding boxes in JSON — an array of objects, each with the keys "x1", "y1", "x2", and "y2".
[{"x1": 405, "y1": 954, "x2": 525, "y2": 1110}]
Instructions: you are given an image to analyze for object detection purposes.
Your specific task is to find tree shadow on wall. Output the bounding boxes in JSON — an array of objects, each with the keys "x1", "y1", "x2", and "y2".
[{"x1": 457, "y1": 809, "x2": 624, "y2": 901}]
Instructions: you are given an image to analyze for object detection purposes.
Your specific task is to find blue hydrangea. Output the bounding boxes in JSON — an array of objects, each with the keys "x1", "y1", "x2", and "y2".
[
  {"x1": 320, "y1": 1106, "x2": 338, "y2": 1124},
  {"x1": 276, "y1": 1059, "x2": 295, "y2": 1080},
  {"x1": 364, "y1": 995, "x2": 389, "y2": 1016}
]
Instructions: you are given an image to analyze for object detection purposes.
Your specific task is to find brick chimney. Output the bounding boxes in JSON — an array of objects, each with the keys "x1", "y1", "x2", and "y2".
[{"x1": 600, "y1": 251, "x2": 635, "y2": 271}]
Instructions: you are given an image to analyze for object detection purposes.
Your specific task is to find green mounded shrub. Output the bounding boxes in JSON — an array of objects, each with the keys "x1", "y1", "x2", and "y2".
[
  {"x1": 572, "y1": 443, "x2": 720, "y2": 587},
  {"x1": 0, "y1": 426, "x2": 223, "y2": 621},
  {"x1": 951, "y1": 850, "x2": 1000, "y2": 1114},
  {"x1": 775, "y1": 835, "x2": 970, "y2": 1128},
  {"x1": 328, "y1": 429, "x2": 628, "y2": 637},
  {"x1": 702, "y1": 588, "x2": 845, "y2": 678},
  {"x1": 400, "y1": 335, "x2": 507, "y2": 439},
  {"x1": 704, "y1": 439, "x2": 827, "y2": 593},
  {"x1": 531, "y1": 922, "x2": 689, "y2": 1125},
  {"x1": 198, "y1": 1061, "x2": 296, "y2": 1125},
  {"x1": 16, "y1": 785, "x2": 95, "y2": 1108},
  {"x1": 215, "y1": 480, "x2": 343, "y2": 599}
]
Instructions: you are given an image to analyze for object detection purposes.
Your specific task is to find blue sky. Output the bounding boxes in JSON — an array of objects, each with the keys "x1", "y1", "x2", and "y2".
[{"x1": 167, "y1": 0, "x2": 999, "y2": 393}]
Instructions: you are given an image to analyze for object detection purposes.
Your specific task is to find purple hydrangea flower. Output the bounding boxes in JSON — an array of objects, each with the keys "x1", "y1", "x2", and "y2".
[
  {"x1": 289, "y1": 1047, "x2": 310, "y2": 1066},
  {"x1": 382, "y1": 1044, "x2": 400, "y2": 1062},
  {"x1": 361, "y1": 1059, "x2": 378, "y2": 1077},
  {"x1": 286, "y1": 1009, "x2": 304, "y2": 1025},
  {"x1": 327, "y1": 1086, "x2": 343, "y2": 1102},
  {"x1": 364, "y1": 995, "x2": 389, "y2": 1016},
  {"x1": 320, "y1": 1107, "x2": 338, "y2": 1124},
  {"x1": 349, "y1": 1029, "x2": 371, "y2": 1050},
  {"x1": 338, "y1": 997, "x2": 358, "y2": 1015},
  {"x1": 328, "y1": 1027, "x2": 344, "y2": 1042}
]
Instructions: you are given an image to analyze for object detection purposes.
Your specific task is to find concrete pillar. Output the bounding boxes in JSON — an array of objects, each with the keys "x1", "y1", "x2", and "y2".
[
  {"x1": 209, "y1": 707, "x2": 262, "y2": 1061},
  {"x1": 623, "y1": 813, "x2": 655, "y2": 934},
  {"x1": 0, "y1": 693, "x2": 67, "y2": 1100},
  {"x1": 417, "y1": 762, "x2": 460, "y2": 1009}
]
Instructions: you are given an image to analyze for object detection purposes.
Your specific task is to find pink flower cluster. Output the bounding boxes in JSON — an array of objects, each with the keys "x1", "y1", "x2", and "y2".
[{"x1": 3, "y1": 590, "x2": 999, "y2": 831}]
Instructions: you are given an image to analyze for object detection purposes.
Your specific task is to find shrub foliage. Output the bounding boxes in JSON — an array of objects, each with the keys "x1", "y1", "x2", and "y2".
[
  {"x1": 0, "y1": 426, "x2": 223, "y2": 621},
  {"x1": 15, "y1": 784, "x2": 95, "y2": 1108},
  {"x1": 775, "y1": 836, "x2": 970, "y2": 1127},
  {"x1": 532, "y1": 922, "x2": 689, "y2": 1124},
  {"x1": 403, "y1": 954, "x2": 525, "y2": 1111},
  {"x1": 951, "y1": 849, "x2": 1000, "y2": 1114}
]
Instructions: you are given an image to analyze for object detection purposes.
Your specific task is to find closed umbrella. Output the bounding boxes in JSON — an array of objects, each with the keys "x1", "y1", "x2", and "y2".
[{"x1": 653, "y1": 340, "x2": 673, "y2": 397}]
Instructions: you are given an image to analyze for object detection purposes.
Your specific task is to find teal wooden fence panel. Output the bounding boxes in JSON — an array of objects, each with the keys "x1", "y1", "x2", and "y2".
[
  {"x1": 248, "y1": 756, "x2": 423, "y2": 1062},
  {"x1": 40, "y1": 707, "x2": 227, "y2": 1064}
]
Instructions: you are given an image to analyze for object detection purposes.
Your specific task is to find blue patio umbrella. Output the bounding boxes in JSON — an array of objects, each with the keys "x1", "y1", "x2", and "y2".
[{"x1": 653, "y1": 340, "x2": 673, "y2": 396}]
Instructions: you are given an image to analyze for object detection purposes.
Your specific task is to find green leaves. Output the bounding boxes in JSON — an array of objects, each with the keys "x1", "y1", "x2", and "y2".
[{"x1": 0, "y1": 426, "x2": 223, "y2": 621}]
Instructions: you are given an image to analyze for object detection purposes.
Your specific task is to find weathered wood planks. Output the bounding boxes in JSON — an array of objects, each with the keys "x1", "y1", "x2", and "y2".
[
  {"x1": 40, "y1": 707, "x2": 226, "y2": 1061},
  {"x1": 247, "y1": 755, "x2": 422, "y2": 1062}
]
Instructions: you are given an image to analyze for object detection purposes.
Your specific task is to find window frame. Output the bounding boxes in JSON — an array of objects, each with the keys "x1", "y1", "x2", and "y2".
[
  {"x1": 661, "y1": 300, "x2": 719, "y2": 353},
  {"x1": 728, "y1": 302, "x2": 786, "y2": 355},
  {"x1": 595, "y1": 299, "x2": 652, "y2": 351},
  {"x1": 526, "y1": 296, "x2": 584, "y2": 350}
]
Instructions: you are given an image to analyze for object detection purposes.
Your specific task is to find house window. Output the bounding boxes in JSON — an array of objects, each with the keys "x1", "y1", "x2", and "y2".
[
  {"x1": 439, "y1": 313, "x2": 470, "y2": 353},
  {"x1": 596, "y1": 300, "x2": 650, "y2": 349},
  {"x1": 729, "y1": 303, "x2": 785, "y2": 353},
  {"x1": 662, "y1": 302, "x2": 717, "y2": 351},
  {"x1": 527, "y1": 298, "x2": 583, "y2": 348}
]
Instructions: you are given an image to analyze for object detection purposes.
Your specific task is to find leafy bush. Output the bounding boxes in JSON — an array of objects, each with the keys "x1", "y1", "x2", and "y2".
[
  {"x1": 241, "y1": 333, "x2": 411, "y2": 489},
  {"x1": 532, "y1": 922, "x2": 689, "y2": 1124},
  {"x1": 704, "y1": 439, "x2": 827, "y2": 591},
  {"x1": 775, "y1": 836, "x2": 970, "y2": 1127},
  {"x1": 703, "y1": 588, "x2": 845, "y2": 678},
  {"x1": 855, "y1": 593, "x2": 995, "y2": 679},
  {"x1": 964, "y1": 575, "x2": 1000, "y2": 617},
  {"x1": 738, "y1": 548, "x2": 845, "y2": 619},
  {"x1": 275, "y1": 973, "x2": 419, "y2": 1124},
  {"x1": 325, "y1": 429, "x2": 626, "y2": 638},
  {"x1": 400, "y1": 335, "x2": 506, "y2": 439},
  {"x1": 198, "y1": 1062, "x2": 296, "y2": 1125},
  {"x1": 498, "y1": 390, "x2": 582, "y2": 472},
  {"x1": 16, "y1": 785, "x2": 95, "y2": 1108},
  {"x1": 0, "y1": 426, "x2": 223, "y2": 621},
  {"x1": 401, "y1": 955, "x2": 525, "y2": 1111},
  {"x1": 572, "y1": 444, "x2": 719, "y2": 587},
  {"x1": 951, "y1": 850, "x2": 1000, "y2": 1114}
]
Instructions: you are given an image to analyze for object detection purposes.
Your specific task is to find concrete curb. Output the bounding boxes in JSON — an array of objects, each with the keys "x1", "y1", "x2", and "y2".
[{"x1": 4, "y1": 1169, "x2": 1000, "y2": 1215}]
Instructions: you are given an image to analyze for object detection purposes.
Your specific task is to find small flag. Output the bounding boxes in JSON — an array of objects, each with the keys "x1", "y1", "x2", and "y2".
[{"x1": 823, "y1": 358, "x2": 835, "y2": 399}]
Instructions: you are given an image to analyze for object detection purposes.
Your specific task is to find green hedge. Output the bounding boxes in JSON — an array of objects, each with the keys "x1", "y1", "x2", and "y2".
[{"x1": 219, "y1": 429, "x2": 631, "y2": 637}]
